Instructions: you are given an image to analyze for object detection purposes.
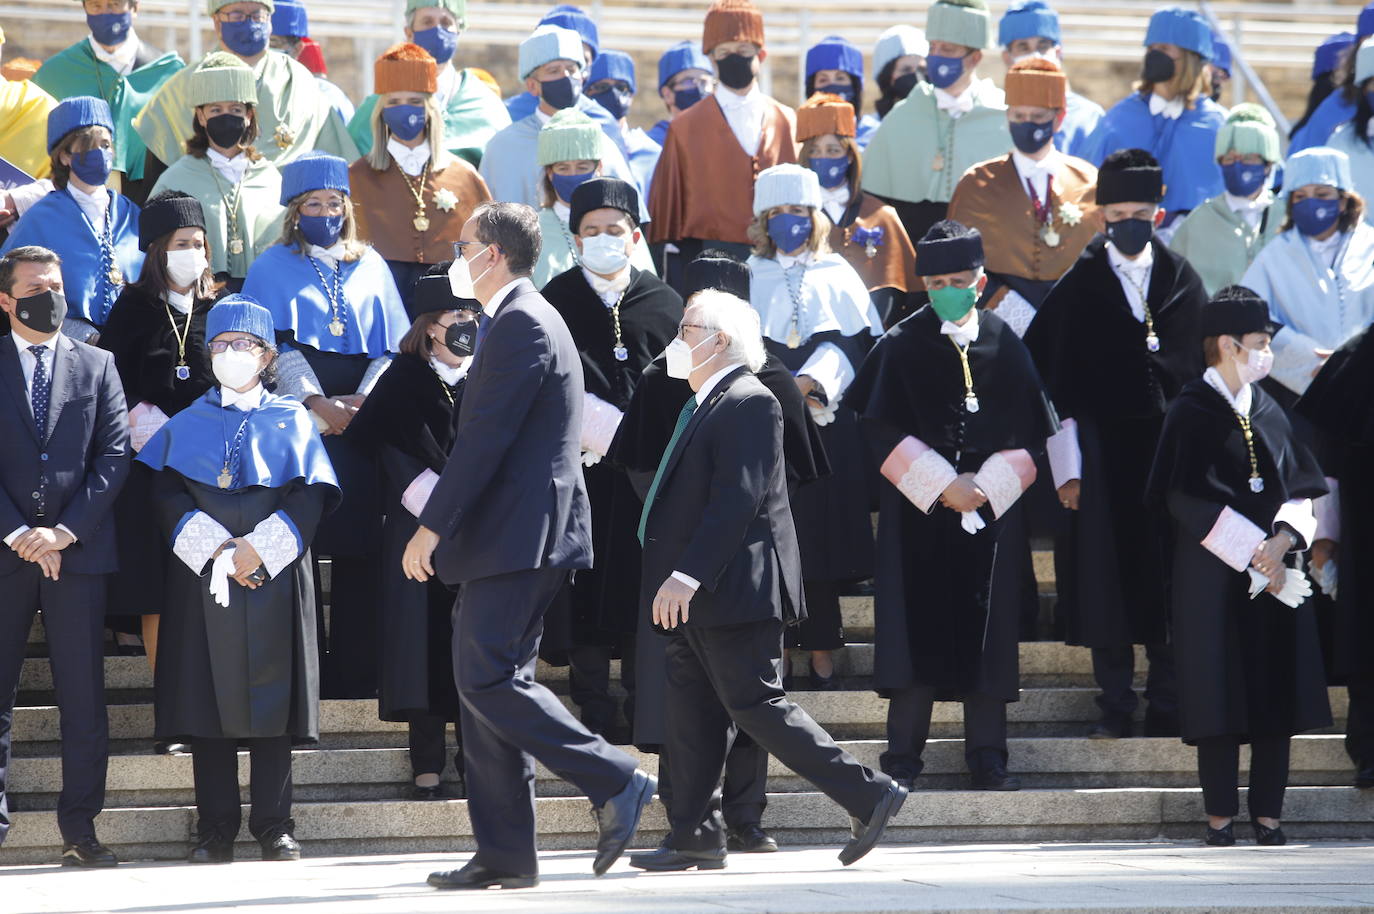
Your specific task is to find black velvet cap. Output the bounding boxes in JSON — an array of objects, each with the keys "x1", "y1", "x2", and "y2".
[
  {"x1": 138, "y1": 190, "x2": 206, "y2": 251},
  {"x1": 1201, "y1": 285, "x2": 1281, "y2": 338},
  {"x1": 569, "y1": 177, "x2": 641, "y2": 234},
  {"x1": 684, "y1": 251, "x2": 751, "y2": 300},
  {"x1": 410, "y1": 273, "x2": 479, "y2": 320},
  {"x1": 916, "y1": 219, "x2": 984, "y2": 277},
  {"x1": 1096, "y1": 147, "x2": 1164, "y2": 206}
]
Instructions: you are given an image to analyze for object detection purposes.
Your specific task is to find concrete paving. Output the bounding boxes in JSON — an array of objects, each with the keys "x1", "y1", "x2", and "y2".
[{"x1": 7, "y1": 842, "x2": 1374, "y2": 913}]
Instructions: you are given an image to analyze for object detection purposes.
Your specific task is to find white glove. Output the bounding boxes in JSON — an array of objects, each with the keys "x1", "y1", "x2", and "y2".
[
  {"x1": 128, "y1": 401, "x2": 170, "y2": 452},
  {"x1": 1274, "y1": 568, "x2": 1314, "y2": 608},
  {"x1": 581, "y1": 450, "x2": 602, "y2": 467},
  {"x1": 1312, "y1": 560, "x2": 1338, "y2": 600},
  {"x1": 809, "y1": 400, "x2": 837, "y2": 426},
  {"x1": 1247, "y1": 567, "x2": 1268, "y2": 599},
  {"x1": 209, "y1": 547, "x2": 236, "y2": 608},
  {"x1": 581, "y1": 393, "x2": 622, "y2": 458},
  {"x1": 960, "y1": 510, "x2": 986, "y2": 535}
]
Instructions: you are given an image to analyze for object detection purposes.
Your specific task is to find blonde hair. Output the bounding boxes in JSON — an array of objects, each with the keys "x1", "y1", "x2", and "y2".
[
  {"x1": 365, "y1": 94, "x2": 447, "y2": 172},
  {"x1": 748, "y1": 205, "x2": 832, "y2": 259},
  {"x1": 1137, "y1": 48, "x2": 1212, "y2": 108},
  {"x1": 278, "y1": 194, "x2": 368, "y2": 262}
]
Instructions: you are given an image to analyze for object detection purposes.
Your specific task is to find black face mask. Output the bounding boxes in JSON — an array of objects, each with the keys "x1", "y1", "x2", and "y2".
[
  {"x1": 444, "y1": 318, "x2": 478, "y2": 357},
  {"x1": 205, "y1": 112, "x2": 249, "y2": 148},
  {"x1": 1104, "y1": 217, "x2": 1154, "y2": 257},
  {"x1": 12, "y1": 289, "x2": 65, "y2": 335},
  {"x1": 1142, "y1": 48, "x2": 1176, "y2": 84},
  {"x1": 890, "y1": 71, "x2": 922, "y2": 100},
  {"x1": 715, "y1": 53, "x2": 755, "y2": 90}
]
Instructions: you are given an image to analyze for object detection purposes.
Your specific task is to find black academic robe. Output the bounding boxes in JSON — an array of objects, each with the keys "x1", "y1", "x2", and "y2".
[
  {"x1": 1023, "y1": 235, "x2": 1206, "y2": 647},
  {"x1": 344, "y1": 351, "x2": 463, "y2": 722},
  {"x1": 848, "y1": 307, "x2": 1058, "y2": 698},
  {"x1": 100, "y1": 283, "x2": 217, "y2": 618},
  {"x1": 540, "y1": 266, "x2": 683, "y2": 649},
  {"x1": 1148, "y1": 379, "x2": 1331, "y2": 742}
]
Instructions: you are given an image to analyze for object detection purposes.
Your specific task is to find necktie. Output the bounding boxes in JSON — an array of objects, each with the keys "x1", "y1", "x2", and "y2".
[
  {"x1": 637, "y1": 395, "x2": 697, "y2": 545},
  {"x1": 29, "y1": 345, "x2": 50, "y2": 442}
]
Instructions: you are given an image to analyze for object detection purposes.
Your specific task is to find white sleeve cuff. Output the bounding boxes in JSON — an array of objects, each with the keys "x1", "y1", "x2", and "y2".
[
  {"x1": 973, "y1": 449, "x2": 1038, "y2": 519},
  {"x1": 172, "y1": 510, "x2": 232, "y2": 574},
  {"x1": 1046, "y1": 418, "x2": 1082, "y2": 489},
  {"x1": 357, "y1": 354, "x2": 394, "y2": 396},
  {"x1": 128, "y1": 401, "x2": 171, "y2": 453},
  {"x1": 581, "y1": 392, "x2": 624, "y2": 458},
  {"x1": 996, "y1": 289, "x2": 1037, "y2": 338},
  {"x1": 1314, "y1": 479, "x2": 1340, "y2": 543},
  {"x1": 1273, "y1": 498, "x2": 1317, "y2": 551},
  {"x1": 1269, "y1": 327, "x2": 1321, "y2": 396},
  {"x1": 10, "y1": 179, "x2": 53, "y2": 216},
  {"x1": 4, "y1": 526, "x2": 30, "y2": 548},
  {"x1": 401, "y1": 468, "x2": 441, "y2": 518},
  {"x1": 56, "y1": 524, "x2": 77, "y2": 542},
  {"x1": 671, "y1": 570, "x2": 700, "y2": 591},
  {"x1": 243, "y1": 510, "x2": 303, "y2": 579},
  {"x1": 1202, "y1": 505, "x2": 1268, "y2": 573},
  {"x1": 797, "y1": 342, "x2": 855, "y2": 403},
  {"x1": 880, "y1": 436, "x2": 957, "y2": 514}
]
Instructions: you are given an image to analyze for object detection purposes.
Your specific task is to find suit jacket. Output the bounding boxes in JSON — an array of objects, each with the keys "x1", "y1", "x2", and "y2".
[
  {"x1": 419, "y1": 279, "x2": 593, "y2": 584},
  {"x1": 0, "y1": 333, "x2": 130, "y2": 576},
  {"x1": 639, "y1": 366, "x2": 805, "y2": 629}
]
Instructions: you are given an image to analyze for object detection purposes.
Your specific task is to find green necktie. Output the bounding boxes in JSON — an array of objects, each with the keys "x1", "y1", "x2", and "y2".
[{"x1": 638, "y1": 395, "x2": 697, "y2": 545}]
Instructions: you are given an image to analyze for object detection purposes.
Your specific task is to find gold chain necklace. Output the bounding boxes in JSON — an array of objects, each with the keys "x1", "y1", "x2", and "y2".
[
  {"x1": 1121, "y1": 269, "x2": 1161, "y2": 353},
  {"x1": 400, "y1": 160, "x2": 431, "y2": 232},
  {"x1": 949, "y1": 336, "x2": 980, "y2": 413},
  {"x1": 207, "y1": 162, "x2": 246, "y2": 256},
  {"x1": 164, "y1": 297, "x2": 194, "y2": 381},
  {"x1": 1233, "y1": 409, "x2": 1265, "y2": 493},
  {"x1": 609, "y1": 284, "x2": 628, "y2": 361}
]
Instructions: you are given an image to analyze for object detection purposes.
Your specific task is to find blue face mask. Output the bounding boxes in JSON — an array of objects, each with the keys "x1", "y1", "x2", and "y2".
[
  {"x1": 87, "y1": 11, "x2": 132, "y2": 46},
  {"x1": 767, "y1": 212, "x2": 813, "y2": 254},
  {"x1": 220, "y1": 18, "x2": 270, "y2": 57},
  {"x1": 298, "y1": 213, "x2": 345, "y2": 247},
  {"x1": 1291, "y1": 196, "x2": 1341, "y2": 237},
  {"x1": 70, "y1": 147, "x2": 113, "y2": 186},
  {"x1": 673, "y1": 84, "x2": 704, "y2": 111},
  {"x1": 819, "y1": 84, "x2": 855, "y2": 104},
  {"x1": 1009, "y1": 118, "x2": 1055, "y2": 155},
  {"x1": 926, "y1": 54, "x2": 966, "y2": 90},
  {"x1": 1221, "y1": 161, "x2": 1268, "y2": 198},
  {"x1": 551, "y1": 169, "x2": 596, "y2": 202},
  {"x1": 809, "y1": 155, "x2": 850, "y2": 189},
  {"x1": 540, "y1": 75, "x2": 580, "y2": 110},
  {"x1": 589, "y1": 87, "x2": 631, "y2": 121},
  {"x1": 382, "y1": 104, "x2": 427, "y2": 141},
  {"x1": 411, "y1": 26, "x2": 458, "y2": 65}
]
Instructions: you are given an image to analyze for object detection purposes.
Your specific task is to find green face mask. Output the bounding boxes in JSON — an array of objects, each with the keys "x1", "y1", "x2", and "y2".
[{"x1": 928, "y1": 283, "x2": 977, "y2": 322}]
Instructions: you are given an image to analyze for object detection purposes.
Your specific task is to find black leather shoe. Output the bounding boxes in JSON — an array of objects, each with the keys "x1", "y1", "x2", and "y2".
[
  {"x1": 808, "y1": 666, "x2": 839, "y2": 691},
  {"x1": 970, "y1": 765, "x2": 1022, "y2": 791},
  {"x1": 61, "y1": 837, "x2": 118, "y2": 868},
  {"x1": 412, "y1": 783, "x2": 447, "y2": 801},
  {"x1": 1204, "y1": 822, "x2": 1235, "y2": 846},
  {"x1": 1252, "y1": 821, "x2": 1286, "y2": 846},
  {"x1": 187, "y1": 831, "x2": 234, "y2": 864},
  {"x1": 154, "y1": 741, "x2": 189, "y2": 756},
  {"x1": 1355, "y1": 761, "x2": 1374, "y2": 789},
  {"x1": 839, "y1": 780, "x2": 908, "y2": 866},
  {"x1": 260, "y1": 832, "x2": 301, "y2": 861},
  {"x1": 591, "y1": 768, "x2": 657, "y2": 876},
  {"x1": 1088, "y1": 716, "x2": 1133, "y2": 739},
  {"x1": 428, "y1": 860, "x2": 538, "y2": 889},
  {"x1": 628, "y1": 846, "x2": 727, "y2": 871},
  {"x1": 726, "y1": 824, "x2": 778, "y2": 853}
]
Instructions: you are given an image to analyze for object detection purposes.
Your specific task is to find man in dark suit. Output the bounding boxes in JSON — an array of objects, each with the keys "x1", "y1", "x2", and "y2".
[
  {"x1": 629, "y1": 290, "x2": 907, "y2": 871},
  {"x1": 0, "y1": 246, "x2": 130, "y2": 866},
  {"x1": 403, "y1": 203, "x2": 655, "y2": 890}
]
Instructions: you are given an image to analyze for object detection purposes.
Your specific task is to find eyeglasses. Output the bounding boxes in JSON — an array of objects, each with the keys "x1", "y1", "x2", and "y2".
[
  {"x1": 208, "y1": 339, "x2": 266, "y2": 353},
  {"x1": 670, "y1": 75, "x2": 712, "y2": 91},
  {"x1": 677, "y1": 322, "x2": 716, "y2": 339},
  {"x1": 218, "y1": 10, "x2": 270, "y2": 23},
  {"x1": 299, "y1": 198, "x2": 345, "y2": 215}
]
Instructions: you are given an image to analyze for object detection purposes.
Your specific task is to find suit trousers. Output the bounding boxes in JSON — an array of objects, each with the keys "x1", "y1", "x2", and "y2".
[
  {"x1": 662, "y1": 617, "x2": 887, "y2": 852},
  {"x1": 453, "y1": 567, "x2": 638, "y2": 875},
  {"x1": 407, "y1": 716, "x2": 462, "y2": 781},
  {"x1": 1091, "y1": 642, "x2": 1177, "y2": 719},
  {"x1": 190, "y1": 735, "x2": 294, "y2": 840},
  {"x1": 1195, "y1": 734, "x2": 1291, "y2": 819},
  {"x1": 1344, "y1": 675, "x2": 1374, "y2": 766},
  {"x1": 657, "y1": 729, "x2": 769, "y2": 834},
  {"x1": 880, "y1": 686, "x2": 1008, "y2": 778},
  {"x1": 0, "y1": 567, "x2": 107, "y2": 844}
]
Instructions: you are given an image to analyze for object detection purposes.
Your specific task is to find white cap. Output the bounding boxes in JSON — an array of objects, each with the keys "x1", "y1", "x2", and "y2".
[
  {"x1": 873, "y1": 25, "x2": 929, "y2": 78},
  {"x1": 753, "y1": 164, "x2": 823, "y2": 214},
  {"x1": 519, "y1": 25, "x2": 584, "y2": 79}
]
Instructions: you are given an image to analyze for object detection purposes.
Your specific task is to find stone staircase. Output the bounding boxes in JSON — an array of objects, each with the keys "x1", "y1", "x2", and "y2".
[{"x1": 5, "y1": 568, "x2": 1374, "y2": 866}]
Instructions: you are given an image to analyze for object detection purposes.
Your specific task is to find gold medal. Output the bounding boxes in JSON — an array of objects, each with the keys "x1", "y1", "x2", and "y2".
[
  {"x1": 787, "y1": 328, "x2": 801, "y2": 349},
  {"x1": 107, "y1": 266, "x2": 123, "y2": 285},
  {"x1": 328, "y1": 318, "x2": 345, "y2": 337},
  {"x1": 1146, "y1": 332, "x2": 1161, "y2": 353},
  {"x1": 931, "y1": 152, "x2": 945, "y2": 171},
  {"x1": 1042, "y1": 227, "x2": 1060, "y2": 247},
  {"x1": 413, "y1": 214, "x2": 430, "y2": 232},
  {"x1": 228, "y1": 237, "x2": 245, "y2": 255},
  {"x1": 217, "y1": 468, "x2": 233, "y2": 489},
  {"x1": 274, "y1": 123, "x2": 295, "y2": 149}
]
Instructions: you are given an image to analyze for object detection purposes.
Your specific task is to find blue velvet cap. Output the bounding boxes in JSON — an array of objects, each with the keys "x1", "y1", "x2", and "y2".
[
  {"x1": 1314, "y1": 32, "x2": 1356, "y2": 78},
  {"x1": 279, "y1": 151, "x2": 350, "y2": 205},
  {"x1": 805, "y1": 36, "x2": 863, "y2": 80},
  {"x1": 998, "y1": 0, "x2": 1060, "y2": 47},
  {"x1": 1360, "y1": 2, "x2": 1374, "y2": 39},
  {"x1": 271, "y1": 0, "x2": 309, "y2": 38},
  {"x1": 46, "y1": 96, "x2": 115, "y2": 152},
  {"x1": 588, "y1": 50, "x2": 636, "y2": 94},
  {"x1": 207, "y1": 294, "x2": 275, "y2": 345},
  {"x1": 657, "y1": 40, "x2": 712, "y2": 88},
  {"x1": 1210, "y1": 30, "x2": 1232, "y2": 74},
  {"x1": 1285, "y1": 146, "x2": 1353, "y2": 192},
  {"x1": 539, "y1": 4, "x2": 599, "y2": 56},
  {"x1": 1143, "y1": 7, "x2": 1214, "y2": 61}
]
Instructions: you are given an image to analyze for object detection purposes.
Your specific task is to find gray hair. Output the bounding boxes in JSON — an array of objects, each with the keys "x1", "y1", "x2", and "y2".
[{"x1": 687, "y1": 289, "x2": 767, "y2": 373}]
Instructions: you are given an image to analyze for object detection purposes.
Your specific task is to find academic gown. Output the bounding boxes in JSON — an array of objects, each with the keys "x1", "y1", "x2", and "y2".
[
  {"x1": 1326, "y1": 124, "x2": 1374, "y2": 228},
  {"x1": 0, "y1": 78, "x2": 57, "y2": 179},
  {"x1": 610, "y1": 353, "x2": 828, "y2": 749},
  {"x1": 33, "y1": 38, "x2": 184, "y2": 185},
  {"x1": 1023, "y1": 236, "x2": 1206, "y2": 647},
  {"x1": 1057, "y1": 90, "x2": 1104, "y2": 161},
  {"x1": 137, "y1": 389, "x2": 339, "y2": 743},
  {"x1": 100, "y1": 283, "x2": 218, "y2": 618},
  {"x1": 1080, "y1": 93, "x2": 1226, "y2": 216},
  {"x1": 347, "y1": 68, "x2": 512, "y2": 168},
  {"x1": 0, "y1": 187, "x2": 143, "y2": 333},
  {"x1": 1148, "y1": 379, "x2": 1331, "y2": 742},
  {"x1": 532, "y1": 206, "x2": 658, "y2": 289},
  {"x1": 539, "y1": 267, "x2": 682, "y2": 655},
  {"x1": 148, "y1": 154, "x2": 285, "y2": 280},
  {"x1": 847, "y1": 307, "x2": 1058, "y2": 699},
  {"x1": 344, "y1": 351, "x2": 463, "y2": 722},
  {"x1": 827, "y1": 190, "x2": 918, "y2": 325},
  {"x1": 623, "y1": 125, "x2": 662, "y2": 204},
  {"x1": 1288, "y1": 91, "x2": 1357, "y2": 154},
  {"x1": 1168, "y1": 191, "x2": 1280, "y2": 296}
]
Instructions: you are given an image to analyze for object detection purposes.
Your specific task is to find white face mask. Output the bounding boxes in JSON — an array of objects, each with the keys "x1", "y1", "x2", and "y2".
[
  {"x1": 448, "y1": 245, "x2": 494, "y2": 300},
  {"x1": 1234, "y1": 342, "x2": 1273, "y2": 385},
  {"x1": 664, "y1": 331, "x2": 718, "y2": 380},
  {"x1": 429, "y1": 354, "x2": 468, "y2": 386},
  {"x1": 165, "y1": 247, "x2": 209, "y2": 287},
  {"x1": 579, "y1": 233, "x2": 632, "y2": 275},
  {"x1": 213, "y1": 348, "x2": 261, "y2": 390}
]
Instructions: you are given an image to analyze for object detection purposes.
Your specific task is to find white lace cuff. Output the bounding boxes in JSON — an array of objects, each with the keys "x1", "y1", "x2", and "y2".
[
  {"x1": 1273, "y1": 498, "x2": 1317, "y2": 551},
  {"x1": 275, "y1": 348, "x2": 324, "y2": 402},
  {"x1": 172, "y1": 510, "x2": 232, "y2": 574},
  {"x1": 128, "y1": 401, "x2": 170, "y2": 453},
  {"x1": 581, "y1": 392, "x2": 623, "y2": 458},
  {"x1": 995, "y1": 289, "x2": 1037, "y2": 338},
  {"x1": 881, "y1": 436, "x2": 957, "y2": 514},
  {"x1": 1046, "y1": 417, "x2": 1081, "y2": 489},
  {"x1": 973, "y1": 449, "x2": 1037, "y2": 519},
  {"x1": 1202, "y1": 505, "x2": 1267, "y2": 573},
  {"x1": 243, "y1": 510, "x2": 302, "y2": 579},
  {"x1": 1313, "y1": 479, "x2": 1340, "y2": 543},
  {"x1": 358, "y1": 354, "x2": 394, "y2": 395},
  {"x1": 401, "y1": 468, "x2": 440, "y2": 518}
]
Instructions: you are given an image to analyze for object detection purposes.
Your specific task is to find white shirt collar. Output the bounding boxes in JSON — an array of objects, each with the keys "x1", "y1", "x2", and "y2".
[
  {"x1": 1106, "y1": 239, "x2": 1154, "y2": 322},
  {"x1": 307, "y1": 241, "x2": 348, "y2": 268},
  {"x1": 940, "y1": 308, "x2": 980, "y2": 346},
  {"x1": 534, "y1": 107, "x2": 553, "y2": 126},
  {"x1": 435, "y1": 63, "x2": 459, "y2": 108},
  {"x1": 714, "y1": 82, "x2": 761, "y2": 111},
  {"x1": 12, "y1": 331, "x2": 59, "y2": 359},
  {"x1": 387, "y1": 137, "x2": 431, "y2": 177},
  {"x1": 1106, "y1": 239, "x2": 1154, "y2": 273},
  {"x1": 1011, "y1": 147, "x2": 1061, "y2": 180},
  {"x1": 1306, "y1": 229, "x2": 1344, "y2": 258},
  {"x1": 207, "y1": 147, "x2": 249, "y2": 184},
  {"x1": 220, "y1": 383, "x2": 265, "y2": 411},
  {"x1": 820, "y1": 184, "x2": 851, "y2": 224},
  {"x1": 1203, "y1": 366, "x2": 1252, "y2": 416},
  {"x1": 166, "y1": 288, "x2": 194, "y2": 314},
  {"x1": 485, "y1": 277, "x2": 526, "y2": 317},
  {"x1": 67, "y1": 182, "x2": 109, "y2": 231},
  {"x1": 934, "y1": 85, "x2": 975, "y2": 118},
  {"x1": 1225, "y1": 191, "x2": 1268, "y2": 228},
  {"x1": 553, "y1": 200, "x2": 571, "y2": 224},
  {"x1": 777, "y1": 249, "x2": 814, "y2": 270},
  {"x1": 582, "y1": 266, "x2": 632, "y2": 306},
  {"x1": 693, "y1": 361, "x2": 746, "y2": 408},
  {"x1": 88, "y1": 32, "x2": 140, "y2": 76},
  {"x1": 1148, "y1": 92, "x2": 1185, "y2": 120}
]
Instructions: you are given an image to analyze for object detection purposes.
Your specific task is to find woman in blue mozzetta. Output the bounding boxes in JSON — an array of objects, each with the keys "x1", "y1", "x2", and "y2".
[
  {"x1": 1, "y1": 96, "x2": 143, "y2": 343},
  {"x1": 242, "y1": 151, "x2": 407, "y2": 700},
  {"x1": 1081, "y1": 7, "x2": 1225, "y2": 236}
]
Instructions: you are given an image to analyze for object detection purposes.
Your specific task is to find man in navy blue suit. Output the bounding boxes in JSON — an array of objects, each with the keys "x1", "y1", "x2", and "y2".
[{"x1": 0, "y1": 246, "x2": 130, "y2": 866}]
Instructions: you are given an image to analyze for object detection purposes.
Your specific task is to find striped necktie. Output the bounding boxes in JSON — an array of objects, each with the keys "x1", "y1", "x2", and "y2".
[{"x1": 637, "y1": 395, "x2": 697, "y2": 545}]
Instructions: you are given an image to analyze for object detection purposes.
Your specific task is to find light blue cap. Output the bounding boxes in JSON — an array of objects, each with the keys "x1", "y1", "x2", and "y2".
[
  {"x1": 519, "y1": 24, "x2": 584, "y2": 79},
  {"x1": 1285, "y1": 146, "x2": 1353, "y2": 192}
]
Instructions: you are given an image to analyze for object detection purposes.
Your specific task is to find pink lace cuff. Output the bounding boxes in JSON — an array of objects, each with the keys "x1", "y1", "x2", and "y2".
[
  {"x1": 974, "y1": 449, "x2": 1037, "y2": 519},
  {"x1": 128, "y1": 401, "x2": 169, "y2": 453},
  {"x1": 1046, "y1": 418, "x2": 1081, "y2": 489},
  {"x1": 401, "y1": 468, "x2": 440, "y2": 518},
  {"x1": 881, "y1": 436, "x2": 956, "y2": 514},
  {"x1": 1202, "y1": 506, "x2": 1267, "y2": 573}
]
